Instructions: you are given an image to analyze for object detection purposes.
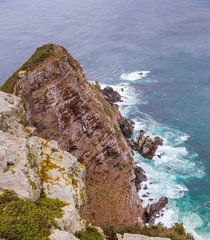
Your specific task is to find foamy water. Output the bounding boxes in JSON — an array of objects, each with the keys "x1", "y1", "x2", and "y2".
[
  {"x1": 120, "y1": 71, "x2": 151, "y2": 81},
  {"x1": 102, "y1": 71, "x2": 207, "y2": 240}
]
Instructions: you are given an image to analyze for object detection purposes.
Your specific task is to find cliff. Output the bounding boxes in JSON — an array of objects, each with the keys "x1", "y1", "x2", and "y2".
[
  {"x1": 1, "y1": 43, "x2": 144, "y2": 227},
  {"x1": 0, "y1": 91, "x2": 86, "y2": 238}
]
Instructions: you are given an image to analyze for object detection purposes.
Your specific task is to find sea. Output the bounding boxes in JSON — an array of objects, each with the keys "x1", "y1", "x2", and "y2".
[{"x1": 0, "y1": 0, "x2": 209, "y2": 239}]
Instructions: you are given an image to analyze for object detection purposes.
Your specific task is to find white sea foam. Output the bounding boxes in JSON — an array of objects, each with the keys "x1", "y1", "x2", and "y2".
[
  {"x1": 179, "y1": 135, "x2": 190, "y2": 141},
  {"x1": 99, "y1": 75, "x2": 206, "y2": 239},
  {"x1": 114, "y1": 78, "x2": 206, "y2": 239},
  {"x1": 120, "y1": 71, "x2": 150, "y2": 81}
]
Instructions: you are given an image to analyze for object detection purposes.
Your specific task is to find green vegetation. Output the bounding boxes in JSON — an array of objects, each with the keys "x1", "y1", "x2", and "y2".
[
  {"x1": 101, "y1": 224, "x2": 118, "y2": 240},
  {"x1": 113, "y1": 124, "x2": 125, "y2": 151},
  {"x1": 91, "y1": 84, "x2": 115, "y2": 118},
  {"x1": 101, "y1": 222, "x2": 194, "y2": 240},
  {"x1": 141, "y1": 222, "x2": 194, "y2": 240},
  {"x1": 75, "y1": 226, "x2": 103, "y2": 240},
  {"x1": 0, "y1": 190, "x2": 66, "y2": 240},
  {"x1": 0, "y1": 44, "x2": 66, "y2": 93},
  {"x1": 118, "y1": 226, "x2": 139, "y2": 235}
]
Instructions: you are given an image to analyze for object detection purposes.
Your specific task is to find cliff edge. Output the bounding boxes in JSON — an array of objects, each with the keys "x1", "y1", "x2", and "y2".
[{"x1": 1, "y1": 44, "x2": 144, "y2": 227}]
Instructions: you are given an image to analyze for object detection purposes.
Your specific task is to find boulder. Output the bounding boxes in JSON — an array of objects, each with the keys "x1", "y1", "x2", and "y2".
[
  {"x1": 129, "y1": 130, "x2": 163, "y2": 160},
  {"x1": 133, "y1": 165, "x2": 147, "y2": 191},
  {"x1": 49, "y1": 229, "x2": 79, "y2": 240},
  {"x1": 143, "y1": 197, "x2": 168, "y2": 223}
]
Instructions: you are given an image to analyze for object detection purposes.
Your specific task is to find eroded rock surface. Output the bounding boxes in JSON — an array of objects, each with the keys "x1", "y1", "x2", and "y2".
[
  {"x1": 133, "y1": 165, "x2": 147, "y2": 191},
  {"x1": 102, "y1": 86, "x2": 122, "y2": 108},
  {"x1": 2, "y1": 44, "x2": 144, "y2": 227},
  {"x1": 143, "y1": 197, "x2": 168, "y2": 223},
  {"x1": 120, "y1": 117, "x2": 135, "y2": 138},
  {"x1": 129, "y1": 130, "x2": 163, "y2": 159},
  {"x1": 0, "y1": 91, "x2": 86, "y2": 234}
]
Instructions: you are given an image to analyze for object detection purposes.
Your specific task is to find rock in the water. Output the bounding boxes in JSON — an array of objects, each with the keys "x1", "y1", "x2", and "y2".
[
  {"x1": 102, "y1": 86, "x2": 122, "y2": 107},
  {"x1": 129, "y1": 130, "x2": 163, "y2": 159},
  {"x1": 133, "y1": 165, "x2": 146, "y2": 191},
  {"x1": 143, "y1": 197, "x2": 168, "y2": 223}
]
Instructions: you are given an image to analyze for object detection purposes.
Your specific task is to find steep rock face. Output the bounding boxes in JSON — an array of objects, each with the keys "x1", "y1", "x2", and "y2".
[
  {"x1": 0, "y1": 91, "x2": 86, "y2": 234},
  {"x1": 3, "y1": 44, "x2": 144, "y2": 227},
  {"x1": 119, "y1": 117, "x2": 135, "y2": 139}
]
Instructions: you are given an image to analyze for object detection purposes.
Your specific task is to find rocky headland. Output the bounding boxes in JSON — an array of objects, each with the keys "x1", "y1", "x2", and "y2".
[{"x1": 0, "y1": 44, "x2": 172, "y2": 239}]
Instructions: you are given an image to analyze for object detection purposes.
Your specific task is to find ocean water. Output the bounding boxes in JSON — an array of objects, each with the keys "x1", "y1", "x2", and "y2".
[{"x1": 0, "y1": 0, "x2": 210, "y2": 239}]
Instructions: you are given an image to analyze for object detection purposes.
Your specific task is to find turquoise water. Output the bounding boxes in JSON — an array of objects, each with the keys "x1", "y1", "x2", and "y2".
[{"x1": 0, "y1": 0, "x2": 209, "y2": 239}]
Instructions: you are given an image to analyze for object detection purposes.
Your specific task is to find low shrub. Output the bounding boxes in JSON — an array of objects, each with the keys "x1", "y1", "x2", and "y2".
[
  {"x1": 75, "y1": 226, "x2": 103, "y2": 240},
  {"x1": 0, "y1": 190, "x2": 66, "y2": 240},
  {"x1": 101, "y1": 224, "x2": 117, "y2": 240}
]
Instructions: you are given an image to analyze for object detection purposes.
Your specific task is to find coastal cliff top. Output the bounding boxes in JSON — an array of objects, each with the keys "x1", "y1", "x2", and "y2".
[{"x1": 0, "y1": 43, "x2": 79, "y2": 93}]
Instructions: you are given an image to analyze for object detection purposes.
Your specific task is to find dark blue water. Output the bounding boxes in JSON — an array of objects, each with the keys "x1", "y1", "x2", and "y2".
[{"x1": 0, "y1": 0, "x2": 209, "y2": 239}]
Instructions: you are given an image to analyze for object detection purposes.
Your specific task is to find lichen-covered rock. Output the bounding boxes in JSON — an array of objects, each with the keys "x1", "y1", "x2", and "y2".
[
  {"x1": 0, "y1": 91, "x2": 86, "y2": 234},
  {"x1": 49, "y1": 229, "x2": 79, "y2": 240},
  {"x1": 0, "y1": 91, "x2": 27, "y2": 138}
]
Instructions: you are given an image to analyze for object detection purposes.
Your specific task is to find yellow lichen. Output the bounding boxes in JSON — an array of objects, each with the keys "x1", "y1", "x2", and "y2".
[{"x1": 79, "y1": 163, "x2": 85, "y2": 169}]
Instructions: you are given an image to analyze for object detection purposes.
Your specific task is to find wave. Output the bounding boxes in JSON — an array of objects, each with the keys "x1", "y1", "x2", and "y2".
[
  {"x1": 102, "y1": 76, "x2": 207, "y2": 240},
  {"x1": 120, "y1": 71, "x2": 151, "y2": 81}
]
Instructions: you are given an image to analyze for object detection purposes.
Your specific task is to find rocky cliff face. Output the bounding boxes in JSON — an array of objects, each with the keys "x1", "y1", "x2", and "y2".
[
  {"x1": 1, "y1": 44, "x2": 144, "y2": 227},
  {"x1": 0, "y1": 91, "x2": 86, "y2": 235}
]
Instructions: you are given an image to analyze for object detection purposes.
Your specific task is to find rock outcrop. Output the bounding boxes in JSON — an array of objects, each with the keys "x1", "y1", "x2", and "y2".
[
  {"x1": 1, "y1": 44, "x2": 144, "y2": 227},
  {"x1": 133, "y1": 166, "x2": 147, "y2": 191},
  {"x1": 102, "y1": 86, "x2": 122, "y2": 108},
  {"x1": 0, "y1": 91, "x2": 86, "y2": 234},
  {"x1": 117, "y1": 233, "x2": 170, "y2": 240},
  {"x1": 119, "y1": 117, "x2": 135, "y2": 138},
  {"x1": 143, "y1": 197, "x2": 168, "y2": 223},
  {"x1": 129, "y1": 130, "x2": 163, "y2": 159}
]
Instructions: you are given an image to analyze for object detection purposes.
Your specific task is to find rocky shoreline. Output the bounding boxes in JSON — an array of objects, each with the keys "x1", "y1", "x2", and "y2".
[{"x1": 0, "y1": 43, "x2": 169, "y2": 238}]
